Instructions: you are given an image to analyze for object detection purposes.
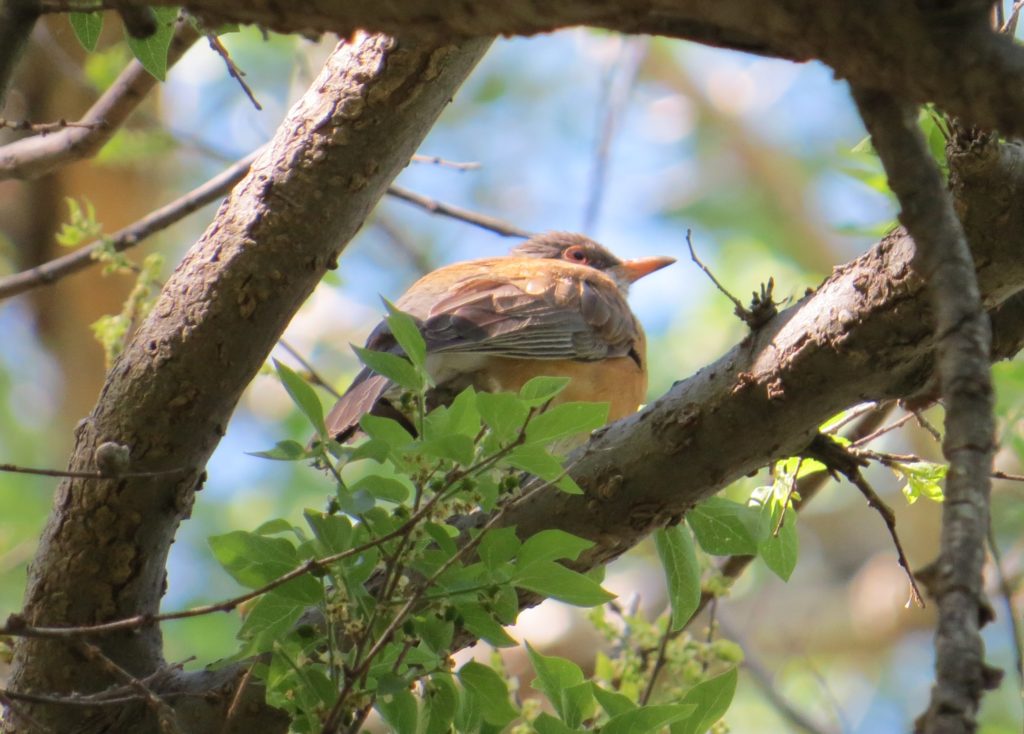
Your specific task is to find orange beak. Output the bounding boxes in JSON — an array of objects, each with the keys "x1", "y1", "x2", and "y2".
[{"x1": 613, "y1": 255, "x2": 677, "y2": 284}]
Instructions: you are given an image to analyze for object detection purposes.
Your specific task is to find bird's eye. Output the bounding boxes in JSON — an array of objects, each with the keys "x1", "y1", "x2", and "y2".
[{"x1": 564, "y1": 246, "x2": 588, "y2": 264}]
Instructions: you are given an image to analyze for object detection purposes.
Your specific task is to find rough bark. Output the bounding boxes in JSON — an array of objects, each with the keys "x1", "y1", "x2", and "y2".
[
  {"x1": 103, "y1": 1, "x2": 1024, "y2": 140},
  {"x1": 471, "y1": 132, "x2": 1024, "y2": 577},
  {"x1": 6, "y1": 31, "x2": 492, "y2": 734}
]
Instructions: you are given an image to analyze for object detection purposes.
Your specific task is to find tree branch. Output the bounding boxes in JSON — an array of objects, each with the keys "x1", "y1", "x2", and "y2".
[
  {"x1": 852, "y1": 88, "x2": 996, "y2": 734},
  {"x1": 0, "y1": 20, "x2": 199, "y2": 180},
  {"x1": 56, "y1": 0, "x2": 1024, "y2": 141},
  {"x1": 6, "y1": 31, "x2": 492, "y2": 734}
]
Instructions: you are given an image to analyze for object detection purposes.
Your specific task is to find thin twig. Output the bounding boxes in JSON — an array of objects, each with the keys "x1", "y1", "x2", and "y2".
[
  {"x1": 0, "y1": 150, "x2": 259, "y2": 301},
  {"x1": 986, "y1": 523, "x2": 1024, "y2": 690},
  {"x1": 0, "y1": 21, "x2": 200, "y2": 180},
  {"x1": 845, "y1": 466, "x2": 925, "y2": 608},
  {"x1": 718, "y1": 617, "x2": 839, "y2": 734},
  {"x1": 220, "y1": 663, "x2": 257, "y2": 734},
  {"x1": 640, "y1": 616, "x2": 673, "y2": 706},
  {"x1": 0, "y1": 117, "x2": 106, "y2": 134},
  {"x1": 910, "y1": 408, "x2": 943, "y2": 443},
  {"x1": 277, "y1": 340, "x2": 342, "y2": 400},
  {"x1": 686, "y1": 229, "x2": 777, "y2": 328},
  {"x1": 410, "y1": 154, "x2": 481, "y2": 170},
  {"x1": 849, "y1": 410, "x2": 917, "y2": 447},
  {"x1": 386, "y1": 184, "x2": 532, "y2": 238},
  {"x1": 822, "y1": 402, "x2": 883, "y2": 435},
  {"x1": 205, "y1": 34, "x2": 262, "y2": 111},
  {"x1": 78, "y1": 641, "x2": 183, "y2": 734},
  {"x1": 583, "y1": 36, "x2": 648, "y2": 232},
  {"x1": 0, "y1": 462, "x2": 186, "y2": 480},
  {"x1": 0, "y1": 689, "x2": 57, "y2": 734}
]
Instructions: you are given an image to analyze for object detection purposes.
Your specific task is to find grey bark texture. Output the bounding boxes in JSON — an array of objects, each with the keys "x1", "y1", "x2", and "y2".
[
  {"x1": 5, "y1": 31, "x2": 492, "y2": 734},
  {"x1": 5, "y1": 2, "x2": 1024, "y2": 733}
]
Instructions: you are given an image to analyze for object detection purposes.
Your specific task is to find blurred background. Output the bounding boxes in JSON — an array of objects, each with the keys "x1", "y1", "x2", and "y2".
[{"x1": 0, "y1": 13, "x2": 1022, "y2": 733}]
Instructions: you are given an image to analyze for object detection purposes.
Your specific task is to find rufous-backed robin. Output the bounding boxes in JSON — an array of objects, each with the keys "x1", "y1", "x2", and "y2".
[{"x1": 325, "y1": 231, "x2": 675, "y2": 441}]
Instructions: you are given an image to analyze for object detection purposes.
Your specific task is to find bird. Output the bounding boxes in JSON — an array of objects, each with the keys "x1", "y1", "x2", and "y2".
[{"x1": 325, "y1": 231, "x2": 675, "y2": 442}]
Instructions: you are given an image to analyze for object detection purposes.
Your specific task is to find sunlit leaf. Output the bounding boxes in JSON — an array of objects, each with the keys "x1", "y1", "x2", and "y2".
[{"x1": 655, "y1": 525, "x2": 702, "y2": 630}]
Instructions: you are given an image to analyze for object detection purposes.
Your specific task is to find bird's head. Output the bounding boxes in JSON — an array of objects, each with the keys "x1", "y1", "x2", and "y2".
[{"x1": 511, "y1": 232, "x2": 675, "y2": 292}]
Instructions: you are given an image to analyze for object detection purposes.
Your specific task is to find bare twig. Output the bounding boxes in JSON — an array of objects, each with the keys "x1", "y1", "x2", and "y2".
[
  {"x1": 205, "y1": 33, "x2": 262, "y2": 111},
  {"x1": 844, "y1": 464, "x2": 925, "y2": 608},
  {"x1": 849, "y1": 410, "x2": 918, "y2": 447},
  {"x1": 78, "y1": 641, "x2": 183, "y2": 734},
  {"x1": 0, "y1": 149, "x2": 258, "y2": 300},
  {"x1": 410, "y1": 153, "x2": 481, "y2": 170},
  {"x1": 985, "y1": 524, "x2": 1023, "y2": 691},
  {"x1": 719, "y1": 616, "x2": 839, "y2": 734},
  {"x1": 0, "y1": 689, "x2": 57, "y2": 734},
  {"x1": 686, "y1": 229, "x2": 777, "y2": 329},
  {"x1": 386, "y1": 184, "x2": 532, "y2": 238},
  {"x1": 277, "y1": 340, "x2": 342, "y2": 400},
  {"x1": 0, "y1": 118, "x2": 105, "y2": 134},
  {"x1": 220, "y1": 663, "x2": 257, "y2": 734},
  {"x1": 854, "y1": 87, "x2": 995, "y2": 732},
  {"x1": 0, "y1": 461, "x2": 185, "y2": 480},
  {"x1": 0, "y1": 21, "x2": 201, "y2": 180},
  {"x1": 583, "y1": 35, "x2": 648, "y2": 232}
]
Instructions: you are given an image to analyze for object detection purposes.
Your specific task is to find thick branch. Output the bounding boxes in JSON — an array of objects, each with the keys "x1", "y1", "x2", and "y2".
[
  {"x1": 853, "y1": 89, "x2": 995, "y2": 733},
  {"x1": 78, "y1": 0, "x2": 1024, "y2": 139},
  {"x1": 0, "y1": 21, "x2": 199, "y2": 179},
  {"x1": 458, "y1": 131, "x2": 1024, "y2": 597},
  {"x1": 7, "y1": 31, "x2": 492, "y2": 734}
]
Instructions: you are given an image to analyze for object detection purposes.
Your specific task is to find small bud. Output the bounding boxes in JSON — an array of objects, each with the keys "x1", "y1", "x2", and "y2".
[{"x1": 94, "y1": 442, "x2": 130, "y2": 477}]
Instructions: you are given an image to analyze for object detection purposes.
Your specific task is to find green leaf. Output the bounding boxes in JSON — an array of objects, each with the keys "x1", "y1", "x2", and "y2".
[
  {"x1": 424, "y1": 674, "x2": 459, "y2": 734},
  {"x1": 602, "y1": 704, "x2": 696, "y2": 734},
  {"x1": 505, "y1": 445, "x2": 582, "y2": 494},
  {"x1": 458, "y1": 661, "x2": 520, "y2": 727},
  {"x1": 414, "y1": 616, "x2": 454, "y2": 654},
  {"x1": 377, "y1": 686, "x2": 419, "y2": 734},
  {"x1": 427, "y1": 386, "x2": 480, "y2": 437},
  {"x1": 455, "y1": 601, "x2": 517, "y2": 648},
  {"x1": 593, "y1": 685, "x2": 635, "y2": 718},
  {"x1": 524, "y1": 401, "x2": 609, "y2": 446},
  {"x1": 359, "y1": 414, "x2": 415, "y2": 453},
  {"x1": 353, "y1": 345, "x2": 423, "y2": 391},
  {"x1": 687, "y1": 497, "x2": 761, "y2": 556},
  {"x1": 478, "y1": 391, "x2": 529, "y2": 442},
  {"x1": 518, "y1": 530, "x2": 593, "y2": 568},
  {"x1": 526, "y1": 643, "x2": 593, "y2": 726},
  {"x1": 125, "y1": 7, "x2": 178, "y2": 81},
  {"x1": 69, "y1": 11, "x2": 103, "y2": 52},
  {"x1": 655, "y1": 525, "x2": 702, "y2": 630},
  {"x1": 514, "y1": 561, "x2": 614, "y2": 607},
  {"x1": 273, "y1": 360, "x2": 326, "y2": 437},
  {"x1": 208, "y1": 530, "x2": 298, "y2": 587},
  {"x1": 479, "y1": 527, "x2": 521, "y2": 570},
  {"x1": 247, "y1": 439, "x2": 307, "y2": 461},
  {"x1": 894, "y1": 461, "x2": 947, "y2": 504},
  {"x1": 670, "y1": 668, "x2": 737, "y2": 734},
  {"x1": 420, "y1": 433, "x2": 476, "y2": 465},
  {"x1": 237, "y1": 589, "x2": 304, "y2": 647},
  {"x1": 303, "y1": 510, "x2": 352, "y2": 555},
  {"x1": 533, "y1": 712, "x2": 580, "y2": 734},
  {"x1": 424, "y1": 522, "x2": 458, "y2": 556},
  {"x1": 384, "y1": 299, "x2": 427, "y2": 370},
  {"x1": 350, "y1": 474, "x2": 411, "y2": 503},
  {"x1": 518, "y1": 376, "x2": 571, "y2": 406},
  {"x1": 757, "y1": 500, "x2": 799, "y2": 581}
]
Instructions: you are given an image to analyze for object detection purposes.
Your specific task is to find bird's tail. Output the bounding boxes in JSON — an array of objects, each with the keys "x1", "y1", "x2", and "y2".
[{"x1": 323, "y1": 368, "x2": 393, "y2": 442}]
